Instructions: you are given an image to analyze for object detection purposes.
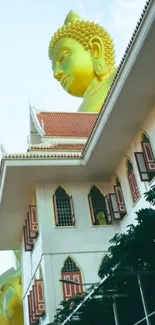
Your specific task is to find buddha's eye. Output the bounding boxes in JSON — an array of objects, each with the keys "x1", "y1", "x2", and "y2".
[{"x1": 59, "y1": 51, "x2": 69, "y2": 63}]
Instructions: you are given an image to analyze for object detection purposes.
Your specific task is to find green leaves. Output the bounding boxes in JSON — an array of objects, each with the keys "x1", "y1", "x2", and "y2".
[
  {"x1": 144, "y1": 184, "x2": 155, "y2": 205},
  {"x1": 99, "y1": 188, "x2": 155, "y2": 279}
]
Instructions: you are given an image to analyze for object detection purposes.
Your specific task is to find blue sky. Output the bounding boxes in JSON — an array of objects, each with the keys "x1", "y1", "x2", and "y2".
[{"x1": 0, "y1": 0, "x2": 146, "y2": 274}]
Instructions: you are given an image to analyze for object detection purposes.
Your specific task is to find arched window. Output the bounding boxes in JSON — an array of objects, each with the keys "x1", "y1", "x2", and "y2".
[
  {"x1": 113, "y1": 177, "x2": 127, "y2": 219},
  {"x1": 88, "y1": 186, "x2": 112, "y2": 225},
  {"x1": 61, "y1": 257, "x2": 83, "y2": 300},
  {"x1": 53, "y1": 187, "x2": 75, "y2": 227},
  {"x1": 127, "y1": 159, "x2": 140, "y2": 203},
  {"x1": 135, "y1": 133, "x2": 155, "y2": 181}
]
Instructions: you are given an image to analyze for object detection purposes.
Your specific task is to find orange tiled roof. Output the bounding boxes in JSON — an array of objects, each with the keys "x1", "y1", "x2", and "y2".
[
  {"x1": 31, "y1": 144, "x2": 85, "y2": 151},
  {"x1": 37, "y1": 112, "x2": 98, "y2": 137}
]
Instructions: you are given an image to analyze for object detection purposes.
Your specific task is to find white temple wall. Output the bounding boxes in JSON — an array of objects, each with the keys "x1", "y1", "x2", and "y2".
[
  {"x1": 36, "y1": 181, "x2": 120, "y2": 255},
  {"x1": 21, "y1": 106, "x2": 155, "y2": 325}
]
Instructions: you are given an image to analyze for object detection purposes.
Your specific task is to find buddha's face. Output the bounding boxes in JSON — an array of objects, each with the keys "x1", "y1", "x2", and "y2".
[{"x1": 51, "y1": 38, "x2": 95, "y2": 97}]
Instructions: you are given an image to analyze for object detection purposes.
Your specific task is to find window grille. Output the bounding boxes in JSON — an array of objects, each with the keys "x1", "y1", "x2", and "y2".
[{"x1": 53, "y1": 187, "x2": 75, "y2": 226}]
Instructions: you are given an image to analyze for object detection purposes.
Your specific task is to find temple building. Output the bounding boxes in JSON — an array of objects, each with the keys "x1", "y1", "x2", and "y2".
[{"x1": 0, "y1": 0, "x2": 154, "y2": 325}]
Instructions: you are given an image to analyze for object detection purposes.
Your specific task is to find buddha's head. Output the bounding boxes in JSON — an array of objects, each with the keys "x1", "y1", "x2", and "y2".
[{"x1": 48, "y1": 11, "x2": 115, "y2": 97}]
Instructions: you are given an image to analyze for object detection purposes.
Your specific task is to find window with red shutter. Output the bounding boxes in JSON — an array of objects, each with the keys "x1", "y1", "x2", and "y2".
[
  {"x1": 113, "y1": 178, "x2": 126, "y2": 216},
  {"x1": 141, "y1": 134, "x2": 155, "y2": 181},
  {"x1": 88, "y1": 193, "x2": 96, "y2": 224},
  {"x1": 53, "y1": 187, "x2": 75, "y2": 226},
  {"x1": 31, "y1": 290, "x2": 40, "y2": 323},
  {"x1": 29, "y1": 206, "x2": 39, "y2": 237},
  {"x1": 28, "y1": 291, "x2": 39, "y2": 324},
  {"x1": 104, "y1": 195, "x2": 112, "y2": 224},
  {"x1": 28, "y1": 213, "x2": 37, "y2": 239},
  {"x1": 134, "y1": 152, "x2": 149, "y2": 181},
  {"x1": 34, "y1": 280, "x2": 45, "y2": 315},
  {"x1": 127, "y1": 159, "x2": 140, "y2": 203},
  {"x1": 112, "y1": 181, "x2": 126, "y2": 221},
  {"x1": 23, "y1": 220, "x2": 33, "y2": 252},
  {"x1": 134, "y1": 134, "x2": 155, "y2": 182},
  {"x1": 61, "y1": 257, "x2": 83, "y2": 300},
  {"x1": 109, "y1": 193, "x2": 121, "y2": 220},
  {"x1": 88, "y1": 186, "x2": 112, "y2": 225}
]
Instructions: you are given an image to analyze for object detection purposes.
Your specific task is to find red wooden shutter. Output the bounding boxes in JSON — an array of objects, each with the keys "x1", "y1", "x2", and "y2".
[
  {"x1": 113, "y1": 185, "x2": 126, "y2": 214},
  {"x1": 131, "y1": 170, "x2": 140, "y2": 200},
  {"x1": 35, "y1": 280, "x2": 45, "y2": 315},
  {"x1": 109, "y1": 193, "x2": 121, "y2": 220},
  {"x1": 72, "y1": 273, "x2": 83, "y2": 295},
  {"x1": 30, "y1": 290, "x2": 40, "y2": 322},
  {"x1": 33, "y1": 285, "x2": 43, "y2": 317},
  {"x1": 28, "y1": 295, "x2": 34, "y2": 325},
  {"x1": 62, "y1": 274, "x2": 72, "y2": 300},
  {"x1": 142, "y1": 142, "x2": 155, "y2": 172},
  {"x1": 29, "y1": 206, "x2": 39, "y2": 234},
  {"x1": 70, "y1": 196, "x2": 75, "y2": 226},
  {"x1": 88, "y1": 194, "x2": 96, "y2": 224},
  {"x1": 134, "y1": 152, "x2": 149, "y2": 181},
  {"x1": 23, "y1": 227, "x2": 32, "y2": 252},
  {"x1": 128, "y1": 171, "x2": 140, "y2": 203},
  {"x1": 28, "y1": 213, "x2": 37, "y2": 239},
  {"x1": 53, "y1": 194, "x2": 59, "y2": 225},
  {"x1": 104, "y1": 195, "x2": 112, "y2": 224},
  {"x1": 28, "y1": 292, "x2": 39, "y2": 324},
  {"x1": 62, "y1": 272, "x2": 83, "y2": 300},
  {"x1": 128, "y1": 174, "x2": 137, "y2": 203},
  {"x1": 25, "y1": 220, "x2": 34, "y2": 246},
  {"x1": 23, "y1": 220, "x2": 33, "y2": 252}
]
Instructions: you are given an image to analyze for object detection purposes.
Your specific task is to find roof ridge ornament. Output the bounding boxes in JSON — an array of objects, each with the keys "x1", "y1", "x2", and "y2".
[
  {"x1": 0, "y1": 144, "x2": 7, "y2": 158},
  {"x1": 29, "y1": 104, "x2": 45, "y2": 137}
]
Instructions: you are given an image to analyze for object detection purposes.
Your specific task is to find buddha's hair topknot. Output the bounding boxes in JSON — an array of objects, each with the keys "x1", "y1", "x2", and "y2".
[{"x1": 48, "y1": 20, "x2": 115, "y2": 73}]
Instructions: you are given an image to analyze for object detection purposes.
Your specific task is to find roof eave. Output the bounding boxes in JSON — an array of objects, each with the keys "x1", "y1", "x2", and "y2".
[{"x1": 82, "y1": 0, "x2": 154, "y2": 164}]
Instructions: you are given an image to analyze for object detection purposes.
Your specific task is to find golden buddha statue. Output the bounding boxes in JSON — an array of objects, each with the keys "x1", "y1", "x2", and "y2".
[{"x1": 49, "y1": 11, "x2": 116, "y2": 112}]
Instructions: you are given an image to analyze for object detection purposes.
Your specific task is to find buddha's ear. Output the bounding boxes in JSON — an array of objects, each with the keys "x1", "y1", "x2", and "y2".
[
  {"x1": 89, "y1": 36, "x2": 104, "y2": 59},
  {"x1": 89, "y1": 36, "x2": 108, "y2": 79}
]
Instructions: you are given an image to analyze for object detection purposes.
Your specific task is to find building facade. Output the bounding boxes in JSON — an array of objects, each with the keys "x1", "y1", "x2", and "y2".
[
  {"x1": 0, "y1": 0, "x2": 154, "y2": 324},
  {"x1": 21, "y1": 106, "x2": 155, "y2": 325}
]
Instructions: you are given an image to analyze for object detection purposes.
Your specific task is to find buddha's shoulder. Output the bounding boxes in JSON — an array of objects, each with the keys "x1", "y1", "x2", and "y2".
[{"x1": 78, "y1": 69, "x2": 117, "y2": 113}]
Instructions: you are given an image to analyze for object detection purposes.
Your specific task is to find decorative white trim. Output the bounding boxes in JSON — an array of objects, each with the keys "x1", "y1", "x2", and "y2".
[
  {"x1": 27, "y1": 136, "x2": 31, "y2": 150},
  {"x1": 32, "y1": 138, "x2": 87, "y2": 148},
  {"x1": 29, "y1": 105, "x2": 45, "y2": 137},
  {"x1": 0, "y1": 163, "x2": 7, "y2": 205}
]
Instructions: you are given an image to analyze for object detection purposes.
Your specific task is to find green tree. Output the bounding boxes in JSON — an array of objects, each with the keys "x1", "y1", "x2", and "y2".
[{"x1": 98, "y1": 185, "x2": 155, "y2": 278}]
